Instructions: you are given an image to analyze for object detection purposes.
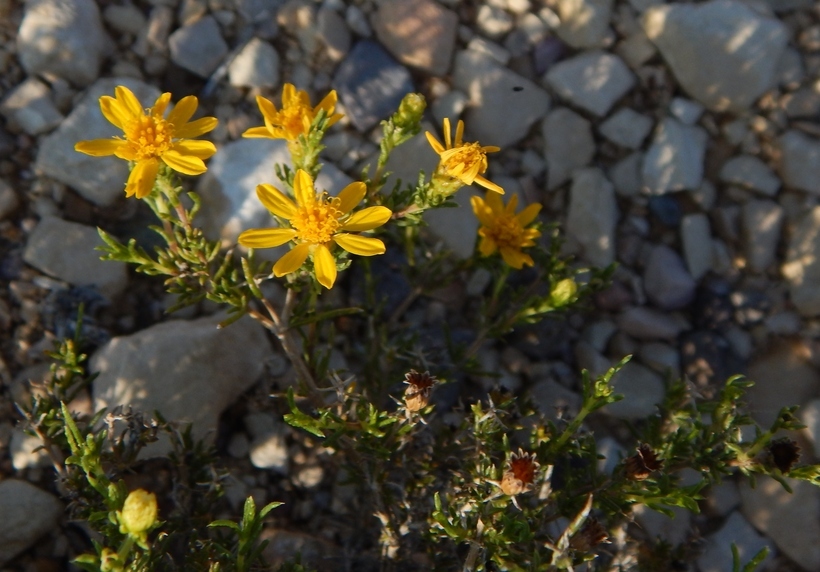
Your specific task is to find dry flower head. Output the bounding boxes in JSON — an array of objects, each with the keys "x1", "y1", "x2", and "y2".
[
  {"x1": 500, "y1": 449, "x2": 539, "y2": 496},
  {"x1": 403, "y1": 369, "x2": 437, "y2": 412},
  {"x1": 768, "y1": 438, "x2": 801, "y2": 474},
  {"x1": 624, "y1": 443, "x2": 663, "y2": 481}
]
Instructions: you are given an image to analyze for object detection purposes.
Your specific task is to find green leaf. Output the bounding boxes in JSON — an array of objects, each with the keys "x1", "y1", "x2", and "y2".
[
  {"x1": 209, "y1": 520, "x2": 240, "y2": 530},
  {"x1": 259, "y1": 501, "x2": 284, "y2": 518}
]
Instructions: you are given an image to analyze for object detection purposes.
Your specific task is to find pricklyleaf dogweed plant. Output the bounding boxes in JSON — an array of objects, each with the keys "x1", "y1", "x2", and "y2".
[{"x1": 13, "y1": 83, "x2": 820, "y2": 571}]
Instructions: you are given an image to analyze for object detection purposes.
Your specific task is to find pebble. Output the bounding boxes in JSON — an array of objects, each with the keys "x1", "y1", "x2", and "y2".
[
  {"x1": 697, "y1": 511, "x2": 774, "y2": 572},
  {"x1": 262, "y1": 529, "x2": 343, "y2": 572},
  {"x1": 783, "y1": 84, "x2": 820, "y2": 119},
  {"x1": 0, "y1": 78, "x2": 64, "y2": 136},
  {"x1": 740, "y1": 478, "x2": 820, "y2": 572},
  {"x1": 424, "y1": 187, "x2": 482, "y2": 259},
  {"x1": 0, "y1": 179, "x2": 19, "y2": 220},
  {"x1": 228, "y1": 38, "x2": 280, "y2": 89},
  {"x1": 668, "y1": 97, "x2": 703, "y2": 125},
  {"x1": 35, "y1": 77, "x2": 160, "y2": 207},
  {"x1": 680, "y1": 214, "x2": 712, "y2": 281},
  {"x1": 103, "y1": 3, "x2": 147, "y2": 36},
  {"x1": 529, "y1": 379, "x2": 582, "y2": 422},
  {"x1": 637, "y1": 342, "x2": 680, "y2": 378},
  {"x1": 764, "y1": 310, "x2": 800, "y2": 335},
  {"x1": 555, "y1": 0, "x2": 613, "y2": 49},
  {"x1": 741, "y1": 199, "x2": 783, "y2": 273},
  {"x1": 800, "y1": 398, "x2": 820, "y2": 457},
  {"x1": 542, "y1": 107, "x2": 594, "y2": 190},
  {"x1": 475, "y1": 4, "x2": 514, "y2": 40},
  {"x1": 452, "y1": 49, "x2": 550, "y2": 148},
  {"x1": 467, "y1": 36, "x2": 511, "y2": 65},
  {"x1": 581, "y1": 320, "x2": 617, "y2": 352},
  {"x1": 0, "y1": 480, "x2": 63, "y2": 565},
  {"x1": 17, "y1": 0, "x2": 111, "y2": 86},
  {"x1": 544, "y1": 50, "x2": 635, "y2": 117},
  {"x1": 642, "y1": 0, "x2": 789, "y2": 112},
  {"x1": 615, "y1": 31, "x2": 656, "y2": 69},
  {"x1": 10, "y1": 428, "x2": 51, "y2": 470},
  {"x1": 618, "y1": 307, "x2": 689, "y2": 342},
  {"x1": 598, "y1": 107, "x2": 652, "y2": 150},
  {"x1": 245, "y1": 412, "x2": 289, "y2": 474},
  {"x1": 316, "y1": 7, "x2": 350, "y2": 62},
  {"x1": 333, "y1": 40, "x2": 414, "y2": 132},
  {"x1": 92, "y1": 313, "x2": 272, "y2": 457},
  {"x1": 565, "y1": 167, "x2": 618, "y2": 267},
  {"x1": 372, "y1": 0, "x2": 458, "y2": 76},
  {"x1": 642, "y1": 117, "x2": 708, "y2": 195},
  {"x1": 782, "y1": 206, "x2": 820, "y2": 316},
  {"x1": 634, "y1": 505, "x2": 691, "y2": 545},
  {"x1": 647, "y1": 195, "x2": 681, "y2": 227},
  {"x1": 720, "y1": 155, "x2": 781, "y2": 197},
  {"x1": 345, "y1": 4, "x2": 371, "y2": 37},
  {"x1": 197, "y1": 138, "x2": 352, "y2": 247},
  {"x1": 608, "y1": 151, "x2": 643, "y2": 197},
  {"x1": 168, "y1": 15, "x2": 228, "y2": 78},
  {"x1": 22, "y1": 216, "x2": 128, "y2": 300},
  {"x1": 779, "y1": 130, "x2": 820, "y2": 195},
  {"x1": 643, "y1": 244, "x2": 696, "y2": 310},
  {"x1": 603, "y1": 361, "x2": 665, "y2": 420}
]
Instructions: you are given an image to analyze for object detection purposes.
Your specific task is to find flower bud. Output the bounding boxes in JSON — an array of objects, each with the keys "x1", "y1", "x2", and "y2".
[
  {"x1": 395, "y1": 93, "x2": 426, "y2": 131},
  {"x1": 119, "y1": 489, "x2": 158, "y2": 537}
]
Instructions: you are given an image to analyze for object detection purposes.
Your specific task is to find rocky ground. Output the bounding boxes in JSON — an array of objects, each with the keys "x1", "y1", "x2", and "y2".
[{"x1": 2, "y1": 0, "x2": 820, "y2": 570}]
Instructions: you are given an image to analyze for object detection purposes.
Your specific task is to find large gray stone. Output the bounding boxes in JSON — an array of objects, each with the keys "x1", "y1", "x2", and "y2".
[
  {"x1": 566, "y1": 168, "x2": 618, "y2": 267},
  {"x1": 228, "y1": 38, "x2": 280, "y2": 89},
  {"x1": 642, "y1": 0, "x2": 788, "y2": 112},
  {"x1": 642, "y1": 117, "x2": 707, "y2": 195},
  {"x1": 35, "y1": 78, "x2": 161, "y2": 207},
  {"x1": 783, "y1": 207, "x2": 820, "y2": 316},
  {"x1": 719, "y1": 155, "x2": 780, "y2": 197},
  {"x1": 555, "y1": 0, "x2": 613, "y2": 49},
  {"x1": 453, "y1": 49, "x2": 550, "y2": 148},
  {"x1": 780, "y1": 130, "x2": 820, "y2": 196},
  {"x1": 544, "y1": 50, "x2": 634, "y2": 117},
  {"x1": 92, "y1": 313, "x2": 273, "y2": 456},
  {"x1": 23, "y1": 216, "x2": 128, "y2": 299},
  {"x1": 168, "y1": 16, "x2": 228, "y2": 78},
  {"x1": 543, "y1": 107, "x2": 594, "y2": 190},
  {"x1": 0, "y1": 480, "x2": 63, "y2": 565},
  {"x1": 741, "y1": 199, "x2": 783, "y2": 273}
]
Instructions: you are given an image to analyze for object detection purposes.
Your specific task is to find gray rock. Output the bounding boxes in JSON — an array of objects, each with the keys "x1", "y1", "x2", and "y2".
[
  {"x1": 581, "y1": 320, "x2": 617, "y2": 352},
  {"x1": 23, "y1": 216, "x2": 128, "y2": 299},
  {"x1": 345, "y1": 4, "x2": 371, "y2": 37},
  {"x1": 706, "y1": 481, "x2": 741, "y2": 516},
  {"x1": 228, "y1": 38, "x2": 280, "y2": 89},
  {"x1": 740, "y1": 477, "x2": 820, "y2": 572},
  {"x1": 741, "y1": 199, "x2": 783, "y2": 273},
  {"x1": 544, "y1": 50, "x2": 634, "y2": 117},
  {"x1": 800, "y1": 398, "x2": 820, "y2": 458},
  {"x1": 466, "y1": 36, "x2": 510, "y2": 65},
  {"x1": 598, "y1": 108, "x2": 652, "y2": 150},
  {"x1": 333, "y1": 40, "x2": 414, "y2": 132},
  {"x1": 372, "y1": 0, "x2": 458, "y2": 76},
  {"x1": 783, "y1": 84, "x2": 820, "y2": 119},
  {"x1": 431, "y1": 90, "x2": 469, "y2": 127},
  {"x1": 574, "y1": 340, "x2": 611, "y2": 378},
  {"x1": 10, "y1": 428, "x2": 51, "y2": 470},
  {"x1": 638, "y1": 342, "x2": 680, "y2": 378},
  {"x1": 698, "y1": 511, "x2": 774, "y2": 572},
  {"x1": 262, "y1": 529, "x2": 343, "y2": 572},
  {"x1": 642, "y1": 0, "x2": 788, "y2": 112},
  {"x1": 782, "y1": 207, "x2": 820, "y2": 316},
  {"x1": 197, "y1": 138, "x2": 352, "y2": 247},
  {"x1": 764, "y1": 311, "x2": 801, "y2": 336},
  {"x1": 103, "y1": 3, "x2": 147, "y2": 35},
  {"x1": 618, "y1": 306, "x2": 689, "y2": 341},
  {"x1": 530, "y1": 379, "x2": 582, "y2": 422},
  {"x1": 168, "y1": 16, "x2": 228, "y2": 78},
  {"x1": 316, "y1": 8, "x2": 350, "y2": 62},
  {"x1": 555, "y1": 0, "x2": 613, "y2": 48},
  {"x1": 0, "y1": 179, "x2": 20, "y2": 221},
  {"x1": 643, "y1": 244, "x2": 696, "y2": 310},
  {"x1": 779, "y1": 130, "x2": 820, "y2": 195},
  {"x1": 634, "y1": 505, "x2": 691, "y2": 545},
  {"x1": 0, "y1": 480, "x2": 63, "y2": 565},
  {"x1": 680, "y1": 213, "x2": 712, "y2": 280},
  {"x1": 17, "y1": 0, "x2": 111, "y2": 86},
  {"x1": 453, "y1": 49, "x2": 550, "y2": 148},
  {"x1": 642, "y1": 117, "x2": 707, "y2": 195},
  {"x1": 604, "y1": 361, "x2": 665, "y2": 420},
  {"x1": 566, "y1": 168, "x2": 618, "y2": 267},
  {"x1": 609, "y1": 151, "x2": 643, "y2": 197},
  {"x1": 245, "y1": 412, "x2": 289, "y2": 473},
  {"x1": 475, "y1": 5, "x2": 514, "y2": 40},
  {"x1": 424, "y1": 187, "x2": 482, "y2": 259},
  {"x1": 92, "y1": 313, "x2": 272, "y2": 457},
  {"x1": 720, "y1": 155, "x2": 780, "y2": 197},
  {"x1": 36, "y1": 77, "x2": 160, "y2": 207},
  {"x1": 615, "y1": 31, "x2": 656, "y2": 69},
  {"x1": 668, "y1": 97, "x2": 703, "y2": 125},
  {"x1": 543, "y1": 107, "x2": 594, "y2": 190},
  {"x1": 0, "y1": 78, "x2": 64, "y2": 136}
]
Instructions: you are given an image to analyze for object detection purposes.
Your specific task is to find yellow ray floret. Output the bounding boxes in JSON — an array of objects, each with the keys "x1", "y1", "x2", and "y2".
[
  {"x1": 75, "y1": 86, "x2": 218, "y2": 199},
  {"x1": 426, "y1": 118, "x2": 504, "y2": 194},
  {"x1": 471, "y1": 193, "x2": 541, "y2": 269},
  {"x1": 238, "y1": 170, "x2": 391, "y2": 289},
  {"x1": 243, "y1": 83, "x2": 344, "y2": 141}
]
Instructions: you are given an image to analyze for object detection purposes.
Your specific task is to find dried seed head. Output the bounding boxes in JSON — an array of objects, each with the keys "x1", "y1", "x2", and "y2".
[
  {"x1": 403, "y1": 370, "x2": 437, "y2": 412},
  {"x1": 500, "y1": 449, "x2": 540, "y2": 496},
  {"x1": 569, "y1": 518, "x2": 609, "y2": 553},
  {"x1": 768, "y1": 438, "x2": 801, "y2": 473},
  {"x1": 625, "y1": 444, "x2": 663, "y2": 481}
]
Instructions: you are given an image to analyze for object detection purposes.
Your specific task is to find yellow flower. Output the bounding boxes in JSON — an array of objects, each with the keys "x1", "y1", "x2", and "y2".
[
  {"x1": 118, "y1": 489, "x2": 158, "y2": 538},
  {"x1": 75, "y1": 86, "x2": 218, "y2": 199},
  {"x1": 471, "y1": 193, "x2": 541, "y2": 269},
  {"x1": 425, "y1": 118, "x2": 504, "y2": 194},
  {"x1": 238, "y1": 169, "x2": 391, "y2": 289},
  {"x1": 243, "y1": 83, "x2": 343, "y2": 141}
]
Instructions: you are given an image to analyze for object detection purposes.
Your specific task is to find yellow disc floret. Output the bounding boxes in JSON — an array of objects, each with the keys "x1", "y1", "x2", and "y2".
[{"x1": 291, "y1": 195, "x2": 343, "y2": 245}]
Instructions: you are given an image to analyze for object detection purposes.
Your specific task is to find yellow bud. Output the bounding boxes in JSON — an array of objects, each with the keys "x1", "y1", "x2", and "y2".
[{"x1": 119, "y1": 489, "x2": 158, "y2": 536}]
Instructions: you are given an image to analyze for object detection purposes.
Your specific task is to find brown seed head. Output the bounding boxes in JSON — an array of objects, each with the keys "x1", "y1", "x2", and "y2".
[
  {"x1": 768, "y1": 438, "x2": 801, "y2": 474},
  {"x1": 569, "y1": 518, "x2": 609, "y2": 553},
  {"x1": 403, "y1": 370, "x2": 437, "y2": 412},
  {"x1": 625, "y1": 444, "x2": 663, "y2": 481},
  {"x1": 500, "y1": 449, "x2": 539, "y2": 496}
]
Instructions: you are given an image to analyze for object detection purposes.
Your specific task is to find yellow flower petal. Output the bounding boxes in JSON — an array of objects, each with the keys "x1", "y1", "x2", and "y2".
[
  {"x1": 282, "y1": 83, "x2": 298, "y2": 107},
  {"x1": 75, "y1": 139, "x2": 125, "y2": 156},
  {"x1": 425, "y1": 131, "x2": 445, "y2": 155},
  {"x1": 99, "y1": 96, "x2": 127, "y2": 129},
  {"x1": 336, "y1": 181, "x2": 366, "y2": 215},
  {"x1": 238, "y1": 228, "x2": 297, "y2": 248},
  {"x1": 172, "y1": 139, "x2": 216, "y2": 159},
  {"x1": 274, "y1": 243, "x2": 310, "y2": 277},
  {"x1": 116, "y1": 86, "x2": 143, "y2": 118},
  {"x1": 293, "y1": 170, "x2": 316, "y2": 207},
  {"x1": 517, "y1": 203, "x2": 542, "y2": 227},
  {"x1": 174, "y1": 116, "x2": 218, "y2": 139},
  {"x1": 454, "y1": 120, "x2": 464, "y2": 147},
  {"x1": 443, "y1": 118, "x2": 452, "y2": 148},
  {"x1": 242, "y1": 126, "x2": 274, "y2": 138},
  {"x1": 341, "y1": 206, "x2": 392, "y2": 232},
  {"x1": 334, "y1": 234, "x2": 386, "y2": 256},
  {"x1": 126, "y1": 158, "x2": 160, "y2": 199},
  {"x1": 485, "y1": 192, "x2": 504, "y2": 214},
  {"x1": 152, "y1": 92, "x2": 172, "y2": 118},
  {"x1": 256, "y1": 184, "x2": 296, "y2": 218},
  {"x1": 474, "y1": 175, "x2": 504, "y2": 194},
  {"x1": 313, "y1": 244, "x2": 337, "y2": 289},
  {"x1": 479, "y1": 236, "x2": 497, "y2": 257},
  {"x1": 162, "y1": 149, "x2": 207, "y2": 175},
  {"x1": 167, "y1": 95, "x2": 197, "y2": 127},
  {"x1": 500, "y1": 247, "x2": 533, "y2": 269},
  {"x1": 316, "y1": 90, "x2": 337, "y2": 114},
  {"x1": 470, "y1": 196, "x2": 495, "y2": 227},
  {"x1": 114, "y1": 145, "x2": 138, "y2": 161}
]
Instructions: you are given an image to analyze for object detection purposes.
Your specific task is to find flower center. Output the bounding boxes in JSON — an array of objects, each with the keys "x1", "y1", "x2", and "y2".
[
  {"x1": 442, "y1": 143, "x2": 487, "y2": 178},
  {"x1": 484, "y1": 214, "x2": 525, "y2": 250},
  {"x1": 510, "y1": 457, "x2": 535, "y2": 483},
  {"x1": 125, "y1": 114, "x2": 174, "y2": 160},
  {"x1": 275, "y1": 104, "x2": 311, "y2": 138},
  {"x1": 291, "y1": 195, "x2": 342, "y2": 245}
]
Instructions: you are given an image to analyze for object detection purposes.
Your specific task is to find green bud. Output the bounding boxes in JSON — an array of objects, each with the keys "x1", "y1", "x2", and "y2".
[{"x1": 395, "y1": 93, "x2": 426, "y2": 131}]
